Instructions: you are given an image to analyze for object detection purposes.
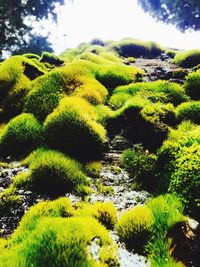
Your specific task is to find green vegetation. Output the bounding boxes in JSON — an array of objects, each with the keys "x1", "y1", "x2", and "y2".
[
  {"x1": 176, "y1": 101, "x2": 200, "y2": 124},
  {"x1": 174, "y1": 49, "x2": 200, "y2": 68},
  {"x1": 112, "y1": 80, "x2": 188, "y2": 106},
  {"x1": 40, "y1": 51, "x2": 64, "y2": 66},
  {"x1": 116, "y1": 205, "x2": 154, "y2": 252},
  {"x1": 169, "y1": 143, "x2": 200, "y2": 219},
  {"x1": 75, "y1": 201, "x2": 117, "y2": 229},
  {"x1": 44, "y1": 97, "x2": 107, "y2": 161},
  {"x1": 146, "y1": 194, "x2": 185, "y2": 267},
  {"x1": 184, "y1": 71, "x2": 200, "y2": 100},
  {"x1": 0, "y1": 113, "x2": 43, "y2": 159},
  {"x1": 0, "y1": 37, "x2": 199, "y2": 266},
  {"x1": 121, "y1": 144, "x2": 157, "y2": 190},
  {"x1": 15, "y1": 148, "x2": 89, "y2": 196},
  {"x1": 1, "y1": 217, "x2": 117, "y2": 267},
  {"x1": 112, "y1": 38, "x2": 163, "y2": 58}
]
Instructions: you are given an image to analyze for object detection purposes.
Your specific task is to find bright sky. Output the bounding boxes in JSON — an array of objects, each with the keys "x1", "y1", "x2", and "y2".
[{"x1": 49, "y1": 0, "x2": 200, "y2": 54}]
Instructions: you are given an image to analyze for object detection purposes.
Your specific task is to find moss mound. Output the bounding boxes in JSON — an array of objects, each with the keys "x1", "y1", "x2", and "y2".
[
  {"x1": 44, "y1": 97, "x2": 107, "y2": 161},
  {"x1": 112, "y1": 38, "x2": 163, "y2": 58},
  {"x1": 176, "y1": 101, "x2": 200, "y2": 124},
  {"x1": 0, "y1": 113, "x2": 43, "y2": 159},
  {"x1": 1, "y1": 217, "x2": 116, "y2": 267},
  {"x1": 112, "y1": 80, "x2": 188, "y2": 106},
  {"x1": 174, "y1": 49, "x2": 200, "y2": 68},
  {"x1": 184, "y1": 71, "x2": 200, "y2": 100},
  {"x1": 116, "y1": 205, "x2": 154, "y2": 252},
  {"x1": 15, "y1": 148, "x2": 89, "y2": 196}
]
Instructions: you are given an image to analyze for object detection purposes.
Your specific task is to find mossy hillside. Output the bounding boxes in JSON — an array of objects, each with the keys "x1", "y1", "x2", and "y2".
[
  {"x1": 44, "y1": 97, "x2": 107, "y2": 161},
  {"x1": 1, "y1": 217, "x2": 117, "y2": 267},
  {"x1": 24, "y1": 60, "x2": 110, "y2": 120},
  {"x1": 111, "y1": 80, "x2": 188, "y2": 106},
  {"x1": 0, "y1": 113, "x2": 43, "y2": 159},
  {"x1": 174, "y1": 49, "x2": 200, "y2": 68},
  {"x1": 14, "y1": 148, "x2": 89, "y2": 196}
]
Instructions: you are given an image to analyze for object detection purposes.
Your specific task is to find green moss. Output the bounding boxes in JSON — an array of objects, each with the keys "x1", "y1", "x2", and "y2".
[
  {"x1": 24, "y1": 68, "x2": 68, "y2": 121},
  {"x1": 44, "y1": 97, "x2": 107, "y2": 161},
  {"x1": 146, "y1": 194, "x2": 185, "y2": 267},
  {"x1": 116, "y1": 205, "x2": 154, "y2": 252},
  {"x1": 174, "y1": 49, "x2": 200, "y2": 68},
  {"x1": 176, "y1": 101, "x2": 200, "y2": 123},
  {"x1": 121, "y1": 144, "x2": 157, "y2": 191},
  {"x1": 85, "y1": 161, "x2": 102, "y2": 177},
  {"x1": 15, "y1": 148, "x2": 89, "y2": 196},
  {"x1": 0, "y1": 113, "x2": 43, "y2": 159},
  {"x1": 108, "y1": 101, "x2": 170, "y2": 150},
  {"x1": 2, "y1": 217, "x2": 116, "y2": 267},
  {"x1": 169, "y1": 143, "x2": 200, "y2": 219},
  {"x1": 184, "y1": 71, "x2": 200, "y2": 100},
  {"x1": 22, "y1": 53, "x2": 40, "y2": 59},
  {"x1": 40, "y1": 51, "x2": 64, "y2": 66},
  {"x1": 113, "y1": 80, "x2": 188, "y2": 106},
  {"x1": 164, "y1": 49, "x2": 178, "y2": 58},
  {"x1": 95, "y1": 64, "x2": 144, "y2": 91},
  {"x1": 112, "y1": 38, "x2": 163, "y2": 58},
  {"x1": 12, "y1": 197, "x2": 74, "y2": 244},
  {"x1": 75, "y1": 201, "x2": 117, "y2": 229}
]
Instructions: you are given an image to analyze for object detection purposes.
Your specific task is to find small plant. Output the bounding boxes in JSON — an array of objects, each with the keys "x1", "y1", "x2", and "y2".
[
  {"x1": 121, "y1": 145, "x2": 157, "y2": 191},
  {"x1": 176, "y1": 101, "x2": 200, "y2": 124},
  {"x1": 184, "y1": 71, "x2": 200, "y2": 100},
  {"x1": 116, "y1": 205, "x2": 154, "y2": 252},
  {"x1": 44, "y1": 97, "x2": 107, "y2": 161},
  {"x1": 0, "y1": 113, "x2": 43, "y2": 158},
  {"x1": 174, "y1": 49, "x2": 200, "y2": 68},
  {"x1": 164, "y1": 49, "x2": 178, "y2": 58}
]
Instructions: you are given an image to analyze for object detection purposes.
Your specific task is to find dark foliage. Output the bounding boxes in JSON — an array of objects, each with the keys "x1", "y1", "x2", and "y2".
[{"x1": 138, "y1": 0, "x2": 200, "y2": 31}]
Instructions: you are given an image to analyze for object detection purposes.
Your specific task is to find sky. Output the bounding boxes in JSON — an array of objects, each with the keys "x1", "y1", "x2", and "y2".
[{"x1": 48, "y1": 0, "x2": 200, "y2": 54}]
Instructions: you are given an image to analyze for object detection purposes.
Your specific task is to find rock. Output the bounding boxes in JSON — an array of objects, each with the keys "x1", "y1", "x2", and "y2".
[{"x1": 168, "y1": 219, "x2": 200, "y2": 267}]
